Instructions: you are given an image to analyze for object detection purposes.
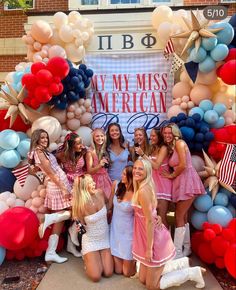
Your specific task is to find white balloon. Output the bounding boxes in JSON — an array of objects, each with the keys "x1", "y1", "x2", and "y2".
[
  {"x1": 80, "y1": 112, "x2": 92, "y2": 125},
  {"x1": 66, "y1": 118, "x2": 81, "y2": 131},
  {"x1": 0, "y1": 191, "x2": 11, "y2": 201},
  {"x1": 75, "y1": 126, "x2": 92, "y2": 147},
  {"x1": 53, "y1": 12, "x2": 68, "y2": 29},
  {"x1": 68, "y1": 11, "x2": 81, "y2": 24},
  {"x1": 14, "y1": 199, "x2": 25, "y2": 207},
  {"x1": 14, "y1": 175, "x2": 40, "y2": 201},
  {"x1": 0, "y1": 200, "x2": 8, "y2": 214},
  {"x1": 59, "y1": 24, "x2": 74, "y2": 43}
]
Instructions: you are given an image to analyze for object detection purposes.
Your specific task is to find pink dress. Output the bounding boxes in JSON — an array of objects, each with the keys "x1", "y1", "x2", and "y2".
[
  {"x1": 169, "y1": 149, "x2": 205, "y2": 202},
  {"x1": 132, "y1": 205, "x2": 176, "y2": 267},
  {"x1": 33, "y1": 149, "x2": 71, "y2": 210},
  {"x1": 90, "y1": 152, "x2": 112, "y2": 199},
  {"x1": 63, "y1": 156, "x2": 85, "y2": 187},
  {"x1": 151, "y1": 156, "x2": 172, "y2": 201}
]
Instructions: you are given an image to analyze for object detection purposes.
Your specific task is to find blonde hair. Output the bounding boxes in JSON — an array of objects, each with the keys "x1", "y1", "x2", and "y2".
[
  {"x1": 90, "y1": 128, "x2": 107, "y2": 161},
  {"x1": 72, "y1": 174, "x2": 93, "y2": 219},
  {"x1": 161, "y1": 123, "x2": 182, "y2": 154},
  {"x1": 132, "y1": 158, "x2": 156, "y2": 205}
]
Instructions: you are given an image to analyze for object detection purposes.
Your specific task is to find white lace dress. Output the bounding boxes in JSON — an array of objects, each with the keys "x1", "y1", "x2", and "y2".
[{"x1": 82, "y1": 205, "x2": 110, "y2": 255}]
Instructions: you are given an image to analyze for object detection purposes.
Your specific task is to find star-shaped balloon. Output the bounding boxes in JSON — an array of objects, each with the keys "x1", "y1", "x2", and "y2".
[
  {"x1": 171, "y1": 11, "x2": 224, "y2": 56},
  {"x1": 199, "y1": 150, "x2": 235, "y2": 200},
  {"x1": 0, "y1": 82, "x2": 49, "y2": 126}
]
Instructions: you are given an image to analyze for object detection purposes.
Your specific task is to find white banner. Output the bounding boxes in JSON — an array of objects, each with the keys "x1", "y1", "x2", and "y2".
[{"x1": 85, "y1": 52, "x2": 174, "y2": 142}]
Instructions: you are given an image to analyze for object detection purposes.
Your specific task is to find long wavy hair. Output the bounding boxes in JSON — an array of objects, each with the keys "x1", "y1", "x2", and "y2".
[
  {"x1": 161, "y1": 123, "x2": 182, "y2": 155},
  {"x1": 29, "y1": 129, "x2": 49, "y2": 152},
  {"x1": 149, "y1": 128, "x2": 165, "y2": 155},
  {"x1": 60, "y1": 132, "x2": 85, "y2": 165},
  {"x1": 72, "y1": 174, "x2": 93, "y2": 219},
  {"x1": 116, "y1": 165, "x2": 134, "y2": 201},
  {"x1": 132, "y1": 158, "x2": 155, "y2": 205},
  {"x1": 90, "y1": 128, "x2": 107, "y2": 161},
  {"x1": 106, "y1": 123, "x2": 125, "y2": 150}
]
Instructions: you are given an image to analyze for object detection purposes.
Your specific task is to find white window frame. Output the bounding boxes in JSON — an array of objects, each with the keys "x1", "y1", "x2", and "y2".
[
  {"x1": 69, "y1": 0, "x2": 181, "y2": 11},
  {"x1": 219, "y1": 0, "x2": 235, "y2": 3},
  {"x1": 4, "y1": 0, "x2": 35, "y2": 10}
]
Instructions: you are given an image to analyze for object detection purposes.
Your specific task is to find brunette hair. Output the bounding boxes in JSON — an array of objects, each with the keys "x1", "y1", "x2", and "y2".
[
  {"x1": 116, "y1": 165, "x2": 134, "y2": 201},
  {"x1": 149, "y1": 128, "x2": 165, "y2": 155},
  {"x1": 29, "y1": 129, "x2": 49, "y2": 151},
  {"x1": 106, "y1": 123, "x2": 125, "y2": 150}
]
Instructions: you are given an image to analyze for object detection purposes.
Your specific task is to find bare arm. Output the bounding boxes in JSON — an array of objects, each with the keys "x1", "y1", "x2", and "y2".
[
  {"x1": 138, "y1": 188, "x2": 154, "y2": 261},
  {"x1": 36, "y1": 150, "x2": 69, "y2": 195},
  {"x1": 108, "y1": 180, "x2": 117, "y2": 211},
  {"x1": 143, "y1": 146, "x2": 168, "y2": 170},
  {"x1": 86, "y1": 151, "x2": 103, "y2": 174}
]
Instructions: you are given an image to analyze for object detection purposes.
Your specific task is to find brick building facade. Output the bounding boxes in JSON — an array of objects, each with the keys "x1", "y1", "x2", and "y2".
[{"x1": 0, "y1": 0, "x2": 235, "y2": 80}]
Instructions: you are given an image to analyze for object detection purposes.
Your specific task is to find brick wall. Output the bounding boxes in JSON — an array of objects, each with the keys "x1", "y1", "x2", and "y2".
[
  {"x1": 35, "y1": 0, "x2": 68, "y2": 12},
  {"x1": 0, "y1": 55, "x2": 26, "y2": 72}
]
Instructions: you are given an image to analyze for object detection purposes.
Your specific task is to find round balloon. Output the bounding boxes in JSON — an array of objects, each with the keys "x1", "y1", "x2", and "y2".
[
  {"x1": 194, "y1": 194, "x2": 213, "y2": 212},
  {"x1": 14, "y1": 175, "x2": 40, "y2": 201},
  {"x1": 0, "y1": 167, "x2": 16, "y2": 192},
  {"x1": 75, "y1": 126, "x2": 92, "y2": 147},
  {"x1": 191, "y1": 210, "x2": 208, "y2": 230},
  {"x1": 207, "y1": 206, "x2": 233, "y2": 227},
  {"x1": 0, "y1": 130, "x2": 20, "y2": 150}
]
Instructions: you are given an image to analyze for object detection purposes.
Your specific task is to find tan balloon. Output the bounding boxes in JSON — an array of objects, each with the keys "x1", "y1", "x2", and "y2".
[
  {"x1": 190, "y1": 84, "x2": 212, "y2": 105},
  {"x1": 151, "y1": 6, "x2": 173, "y2": 29},
  {"x1": 196, "y1": 69, "x2": 217, "y2": 85},
  {"x1": 31, "y1": 20, "x2": 53, "y2": 44},
  {"x1": 53, "y1": 12, "x2": 68, "y2": 29},
  {"x1": 172, "y1": 81, "x2": 192, "y2": 99}
]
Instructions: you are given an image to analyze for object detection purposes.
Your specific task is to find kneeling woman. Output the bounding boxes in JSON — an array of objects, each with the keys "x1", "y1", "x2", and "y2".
[
  {"x1": 72, "y1": 174, "x2": 114, "y2": 282},
  {"x1": 132, "y1": 158, "x2": 205, "y2": 289}
]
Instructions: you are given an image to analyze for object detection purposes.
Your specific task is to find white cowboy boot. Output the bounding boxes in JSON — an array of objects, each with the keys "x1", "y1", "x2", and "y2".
[
  {"x1": 39, "y1": 211, "x2": 71, "y2": 238},
  {"x1": 68, "y1": 222, "x2": 80, "y2": 246},
  {"x1": 160, "y1": 266, "x2": 205, "y2": 289},
  {"x1": 162, "y1": 257, "x2": 190, "y2": 275},
  {"x1": 183, "y1": 223, "x2": 192, "y2": 256},
  {"x1": 67, "y1": 234, "x2": 82, "y2": 258},
  {"x1": 45, "y1": 234, "x2": 68, "y2": 264},
  {"x1": 173, "y1": 226, "x2": 186, "y2": 259}
]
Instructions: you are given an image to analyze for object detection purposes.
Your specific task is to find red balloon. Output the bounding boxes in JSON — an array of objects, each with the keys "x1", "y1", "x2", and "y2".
[
  {"x1": 47, "y1": 57, "x2": 69, "y2": 80},
  {"x1": 0, "y1": 110, "x2": 30, "y2": 132},
  {"x1": 222, "y1": 229, "x2": 235, "y2": 243},
  {"x1": 34, "y1": 86, "x2": 52, "y2": 103},
  {"x1": 215, "y1": 257, "x2": 225, "y2": 269},
  {"x1": 0, "y1": 207, "x2": 39, "y2": 250},
  {"x1": 191, "y1": 232, "x2": 204, "y2": 253},
  {"x1": 212, "y1": 224, "x2": 222, "y2": 235},
  {"x1": 204, "y1": 229, "x2": 216, "y2": 241},
  {"x1": 224, "y1": 244, "x2": 236, "y2": 278},
  {"x1": 224, "y1": 48, "x2": 236, "y2": 62},
  {"x1": 228, "y1": 218, "x2": 236, "y2": 242},
  {"x1": 202, "y1": 222, "x2": 211, "y2": 230},
  {"x1": 211, "y1": 236, "x2": 230, "y2": 257},
  {"x1": 15, "y1": 250, "x2": 25, "y2": 261},
  {"x1": 36, "y1": 69, "x2": 53, "y2": 86},
  {"x1": 198, "y1": 242, "x2": 216, "y2": 264},
  {"x1": 31, "y1": 62, "x2": 47, "y2": 75},
  {"x1": 219, "y1": 60, "x2": 236, "y2": 85},
  {"x1": 21, "y1": 73, "x2": 38, "y2": 90}
]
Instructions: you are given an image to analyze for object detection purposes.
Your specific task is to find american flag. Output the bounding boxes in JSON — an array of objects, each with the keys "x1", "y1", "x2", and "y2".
[
  {"x1": 164, "y1": 38, "x2": 175, "y2": 58},
  {"x1": 12, "y1": 164, "x2": 29, "y2": 187},
  {"x1": 219, "y1": 144, "x2": 236, "y2": 186}
]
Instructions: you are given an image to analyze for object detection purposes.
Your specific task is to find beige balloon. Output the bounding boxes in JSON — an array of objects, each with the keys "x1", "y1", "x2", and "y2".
[{"x1": 151, "y1": 5, "x2": 173, "y2": 30}]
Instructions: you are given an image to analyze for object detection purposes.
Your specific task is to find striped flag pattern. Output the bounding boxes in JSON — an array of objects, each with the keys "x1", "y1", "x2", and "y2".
[
  {"x1": 12, "y1": 164, "x2": 29, "y2": 187},
  {"x1": 219, "y1": 144, "x2": 236, "y2": 186},
  {"x1": 164, "y1": 38, "x2": 175, "y2": 56}
]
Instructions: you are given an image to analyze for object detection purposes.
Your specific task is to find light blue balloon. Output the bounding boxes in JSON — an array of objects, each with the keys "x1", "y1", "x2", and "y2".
[
  {"x1": 202, "y1": 37, "x2": 218, "y2": 51},
  {"x1": 24, "y1": 66, "x2": 31, "y2": 73},
  {"x1": 210, "y1": 44, "x2": 229, "y2": 62},
  {"x1": 199, "y1": 56, "x2": 216, "y2": 73},
  {"x1": 0, "y1": 149, "x2": 21, "y2": 168},
  {"x1": 13, "y1": 71, "x2": 24, "y2": 84},
  {"x1": 16, "y1": 82, "x2": 23, "y2": 92},
  {"x1": 204, "y1": 110, "x2": 219, "y2": 124},
  {"x1": 190, "y1": 47, "x2": 207, "y2": 63},
  {"x1": 194, "y1": 194, "x2": 213, "y2": 212},
  {"x1": 211, "y1": 116, "x2": 225, "y2": 129},
  {"x1": 199, "y1": 100, "x2": 213, "y2": 112},
  {"x1": 0, "y1": 246, "x2": 6, "y2": 266},
  {"x1": 17, "y1": 139, "x2": 30, "y2": 158},
  {"x1": 17, "y1": 132, "x2": 28, "y2": 141},
  {"x1": 189, "y1": 107, "x2": 204, "y2": 120},
  {"x1": 219, "y1": 187, "x2": 232, "y2": 198},
  {"x1": 1, "y1": 84, "x2": 10, "y2": 94},
  {"x1": 212, "y1": 22, "x2": 234, "y2": 45},
  {"x1": 0, "y1": 130, "x2": 20, "y2": 150},
  {"x1": 207, "y1": 205, "x2": 233, "y2": 227},
  {"x1": 214, "y1": 192, "x2": 229, "y2": 207},
  {"x1": 228, "y1": 204, "x2": 236, "y2": 218},
  {"x1": 213, "y1": 103, "x2": 227, "y2": 116},
  {"x1": 191, "y1": 210, "x2": 208, "y2": 230}
]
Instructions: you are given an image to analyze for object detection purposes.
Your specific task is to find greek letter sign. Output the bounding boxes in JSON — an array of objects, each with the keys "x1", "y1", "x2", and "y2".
[{"x1": 86, "y1": 52, "x2": 173, "y2": 141}]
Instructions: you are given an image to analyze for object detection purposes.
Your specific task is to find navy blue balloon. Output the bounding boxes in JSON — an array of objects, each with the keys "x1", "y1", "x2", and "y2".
[
  {"x1": 188, "y1": 142, "x2": 194, "y2": 150},
  {"x1": 84, "y1": 78, "x2": 91, "y2": 88},
  {"x1": 67, "y1": 60, "x2": 73, "y2": 68},
  {"x1": 230, "y1": 195, "x2": 236, "y2": 208},
  {"x1": 170, "y1": 116, "x2": 177, "y2": 123},
  {"x1": 78, "y1": 82, "x2": 85, "y2": 92},
  {"x1": 180, "y1": 126, "x2": 195, "y2": 141},
  {"x1": 69, "y1": 68, "x2": 78, "y2": 77},
  {"x1": 57, "y1": 101, "x2": 68, "y2": 110},
  {"x1": 200, "y1": 125, "x2": 209, "y2": 134},
  {"x1": 191, "y1": 113, "x2": 201, "y2": 122},
  {"x1": 77, "y1": 69, "x2": 85, "y2": 78},
  {"x1": 203, "y1": 141, "x2": 210, "y2": 150},
  {"x1": 0, "y1": 167, "x2": 16, "y2": 192},
  {"x1": 204, "y1": 131, "x2": 214, "y2": 141},
  {"x1": 79, "y1": 64, "x2": 87, "y2": 71},
  {"x1": 71, "y1": 76, "x2": 80, "y2": 87},
  {"x1": 79, "y1": 90, "x2": 86, "y2": 98},
  {"x1": 68, "y1": 91, "x2": 79, "y2": 102},
  {"x1": 178, "y1": 120, "x2": 186, "y2": 127},
  {"x1": 194, "y1": 142, "x2": 203, "y2": 151},
  {"x1": 85, "y1": 69, "x2": 94, "y2": 77},
  {"x1": 186, "y1": 117, "x2": 196, "y2": 128},
  {"x1": 177, "y1": 113, "x2": 187, "y2": 122},
  {"x1": 195, "y1": 133, "x2": 204, "y2": 142}
]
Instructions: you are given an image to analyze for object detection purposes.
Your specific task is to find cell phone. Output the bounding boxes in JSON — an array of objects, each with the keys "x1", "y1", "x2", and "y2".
[{"x1": 2, "y1": 275, "x2": 20, "y2": 284}]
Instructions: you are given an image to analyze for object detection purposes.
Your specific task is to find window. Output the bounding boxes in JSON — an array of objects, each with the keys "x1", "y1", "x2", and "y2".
[
  {"x1": 110, "y1": 0, "x2": 141, "y2": 3},
  {"x1": 81, "y1": 0, "x2": 98, "y2": 4},
  {"x1": 4, "y1": 0, "x2": 34, "y2": 10}
]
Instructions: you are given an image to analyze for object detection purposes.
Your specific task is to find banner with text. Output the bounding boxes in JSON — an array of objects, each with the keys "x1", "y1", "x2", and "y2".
[{"x1": 86, "y1": 53, "x2": 174, "y2": 142}]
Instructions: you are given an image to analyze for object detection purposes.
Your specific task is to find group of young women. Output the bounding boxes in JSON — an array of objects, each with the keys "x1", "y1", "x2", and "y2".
[{"x1": 28, "y1": 122, "x2": 206, "y2": 289}]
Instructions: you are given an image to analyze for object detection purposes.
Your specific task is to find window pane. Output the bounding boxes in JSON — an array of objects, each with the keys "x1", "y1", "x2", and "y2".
[
  {"x1": 81, "y1": 0, "x2": 98, "y2": 4},
  {"x1": 152, "y1": 0, "x2": 170, "y2": 2},
  {"x1": 110, "y1": 0, "x2": 141, "y2": 4},
  {"x1": 6, "y1": 0, "x2": 34, "y2": 9}
]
